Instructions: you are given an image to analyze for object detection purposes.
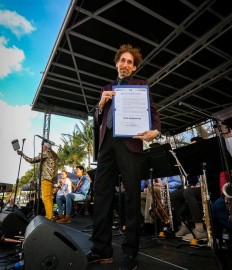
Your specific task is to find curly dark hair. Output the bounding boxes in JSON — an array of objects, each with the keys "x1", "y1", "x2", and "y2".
[
  {"x1": 114, "y1": 44, "x2": 143, "y2": 68},
  {"x1": 76, "y1": 165, "x2": 85, "y2": 174}
]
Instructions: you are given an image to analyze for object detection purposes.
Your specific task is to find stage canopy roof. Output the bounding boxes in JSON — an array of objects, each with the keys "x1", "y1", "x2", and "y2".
[{"x1": 32, "y1": 0, "x2": 232, "y2": 135}]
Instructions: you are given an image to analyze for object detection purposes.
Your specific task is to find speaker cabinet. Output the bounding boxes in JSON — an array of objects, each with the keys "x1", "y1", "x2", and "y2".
[
  {"x1": 0, "y1": 210, "x2": 29, "y2": 237},
  {"x1": 23, "y1": 215, "x2": 87, "y2": 270}
]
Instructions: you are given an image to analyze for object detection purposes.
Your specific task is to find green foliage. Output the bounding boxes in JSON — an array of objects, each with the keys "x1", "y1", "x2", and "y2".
[
  {"x1": 19, "y1": 166, "x2": 39, "y2": 188},
  {"x1": 57, "y1": 119, "x2": 93, "y2": 171}
]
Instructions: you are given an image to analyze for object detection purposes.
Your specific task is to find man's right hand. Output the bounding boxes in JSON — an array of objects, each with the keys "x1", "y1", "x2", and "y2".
[
  {"x1": 98, "y1": 90, "x2": 116, "y2": 110},
  {"x1": 17, "y1": 150, "x2": 23, "y2": 156}
]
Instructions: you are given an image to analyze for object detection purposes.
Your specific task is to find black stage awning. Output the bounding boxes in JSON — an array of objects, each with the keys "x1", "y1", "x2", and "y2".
[{"x1": 32, "y1": 0, "x2": 232, "y2": 135}]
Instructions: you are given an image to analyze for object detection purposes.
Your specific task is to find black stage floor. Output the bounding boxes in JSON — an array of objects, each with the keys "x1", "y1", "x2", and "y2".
[{"x1": 0, "y1": 215, "x2": 231, "y2": 270}]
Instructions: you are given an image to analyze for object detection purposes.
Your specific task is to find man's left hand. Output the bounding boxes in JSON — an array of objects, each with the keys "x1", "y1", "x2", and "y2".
[{"x1": 133, "y1": 129, "x2": 160, "y2": 142}]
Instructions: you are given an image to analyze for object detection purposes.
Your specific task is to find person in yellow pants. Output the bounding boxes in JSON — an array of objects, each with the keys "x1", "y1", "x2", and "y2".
[{"x1": 17, "y1": 142, "x2": 58, "y2": 220}]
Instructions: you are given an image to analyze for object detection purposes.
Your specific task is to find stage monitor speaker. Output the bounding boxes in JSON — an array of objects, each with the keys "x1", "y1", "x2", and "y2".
[
  {"x1": 23, "y1": 215, "x2": 87, "y2": 270},
  {"x1": 0, "y1": 210, "x2": 29, "y2": 237}
]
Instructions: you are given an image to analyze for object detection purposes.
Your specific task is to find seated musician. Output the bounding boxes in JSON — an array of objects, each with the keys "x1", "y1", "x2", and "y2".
[
  {"x1": 141, "y1": 175, "x2": 182, "y2": 234},
  {"x1": 56, "y1": 165, "x2": 90, "y2": 224},
  {"x1": 170, "y1": 136, "x2": 208, "y2": 241},
  {"x1": 54, "y1": 169, "x2": 72, "y2": 221},
  {"x1": 211, "y1": 123, "x2": 232, "y2": 246},
  {"x1": 211, "y1": 172, "x2": 232, "y2": 246}
]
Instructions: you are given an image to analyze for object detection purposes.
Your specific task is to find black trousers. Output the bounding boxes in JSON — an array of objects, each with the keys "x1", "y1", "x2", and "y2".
[
  {"x1": 183, "y1": 187, "x2": 202, "y2": 223},
  {"x1": 170, "y1": 187, "x2": 202, "y2": 226},
  {"x1": 91, "y1": 129, "x2": 142, "y2": 257}
]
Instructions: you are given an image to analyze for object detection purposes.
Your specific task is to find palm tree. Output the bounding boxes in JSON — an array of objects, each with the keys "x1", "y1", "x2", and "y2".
[
  {"x1": 59, "y1": 120, "x2": 94, "y2": 170},
  {"x1": 73, "y1": 120, "x2": 93, "y2": 169}
]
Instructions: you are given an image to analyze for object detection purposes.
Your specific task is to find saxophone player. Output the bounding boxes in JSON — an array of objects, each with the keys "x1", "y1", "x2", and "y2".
[
  {"x1": 211, "y1": 122, "x2": 232, "y2": 246},
  {"x1": 140, "y1": 175, "x2": 182, "y2": 235},
  {"x1": 211, "y1": 171, "x2": 232, "y2": 247},
  {"x1": 170, "y1": 136, "x2": 208, "y2": 241}
]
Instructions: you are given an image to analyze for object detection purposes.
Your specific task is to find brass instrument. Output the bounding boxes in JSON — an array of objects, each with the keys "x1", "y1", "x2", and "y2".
[
  {"x1": 200, "y1": 168, "x2": 213, "y2": 248},
  {"x1": 147, "y1": 179, "x2": 170, "y2": 225}
]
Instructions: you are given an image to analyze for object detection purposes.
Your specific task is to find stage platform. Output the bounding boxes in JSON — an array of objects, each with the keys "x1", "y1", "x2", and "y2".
[{"x1": 0, "y1": 214, "x2": 231, "y2": 270}]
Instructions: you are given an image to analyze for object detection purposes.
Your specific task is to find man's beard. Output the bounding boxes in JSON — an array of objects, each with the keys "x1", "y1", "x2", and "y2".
[{"x1": 119, "y1": 71, "x2": 128, "y2": 77}]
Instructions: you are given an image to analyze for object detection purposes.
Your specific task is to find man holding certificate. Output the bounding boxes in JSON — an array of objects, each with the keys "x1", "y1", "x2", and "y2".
[{"x1": 87, "y1": 44, "x2": 161, "y2": 270}]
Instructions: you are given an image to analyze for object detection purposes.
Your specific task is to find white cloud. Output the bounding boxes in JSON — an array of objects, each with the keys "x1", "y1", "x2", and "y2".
[
  {"x1": 0, "y1": 100, "x2": 81, "y2": 184},
  {"x1": 0, "y1": 9, "x2": 36, "y2": 37},
  {"x1": 0, "y1": 100, "x2": 42, "y2": 184},
  {"x1": 0, "y1": 36, "x2": 25, "y2": 78}
]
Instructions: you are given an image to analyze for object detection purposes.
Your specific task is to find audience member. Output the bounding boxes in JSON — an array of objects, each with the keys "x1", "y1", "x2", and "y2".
[
  {"x1": 54, "y1": 170, "x2": 72, "y2": 221},
  {"x1": 56, "y1": 165, "x2": 90, "y2": 223}
]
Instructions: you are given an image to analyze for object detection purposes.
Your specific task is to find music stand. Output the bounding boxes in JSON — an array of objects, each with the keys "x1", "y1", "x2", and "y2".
[
  {"x1": 174, "y1": 136, "x2": 232, "y2": 176},
  {"x1": 140, "y1": 143, "x2": 180, "y2": 248}
]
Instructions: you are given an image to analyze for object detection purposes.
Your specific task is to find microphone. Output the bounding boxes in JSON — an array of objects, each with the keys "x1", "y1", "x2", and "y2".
[{"x1": 36, "y1": 135, "x2": 56, "y2": 146}]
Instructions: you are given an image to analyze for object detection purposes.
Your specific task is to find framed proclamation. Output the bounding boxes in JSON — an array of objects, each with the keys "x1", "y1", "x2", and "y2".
[{"x1": 112, "y1": 85, "x2": 151, "y2": 137}]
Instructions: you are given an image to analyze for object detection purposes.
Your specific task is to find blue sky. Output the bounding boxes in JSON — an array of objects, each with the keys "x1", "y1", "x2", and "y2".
[{"x1": 0, "y1": 0, "x2": 82, "y2": 184}]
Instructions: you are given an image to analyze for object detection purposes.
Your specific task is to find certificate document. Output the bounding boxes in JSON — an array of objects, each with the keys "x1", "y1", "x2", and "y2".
[{"x1": 112, "y1": 85, "x2": 151, "y2": 137}]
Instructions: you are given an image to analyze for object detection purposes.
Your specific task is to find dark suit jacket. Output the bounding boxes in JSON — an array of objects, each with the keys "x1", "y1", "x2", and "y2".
[{"x1": 95, "y1": 77, "x2": 161, "y2": 153}]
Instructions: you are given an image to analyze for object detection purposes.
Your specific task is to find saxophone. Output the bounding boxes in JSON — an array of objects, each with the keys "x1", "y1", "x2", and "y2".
[
  {"x1": 148, "y1": 179, "x2": 170, "y2": 226},
  {"x1": 200, "y1": 170, "x2": 213, "y2": 248}
]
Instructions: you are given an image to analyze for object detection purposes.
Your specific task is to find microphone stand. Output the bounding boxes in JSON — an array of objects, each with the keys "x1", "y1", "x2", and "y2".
[
  {"x1": 169, "y1": 149, "x2": 188, "y2": 188},
  {"x1": 36, "y1": 139, "x2": 45, "y2": 216},
  {"x1": 13, "y1": 139, "x2": 26, "y2": 212},
  {"x1": 113, "y1": 174, "x2": 125, "y2": 237}
]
